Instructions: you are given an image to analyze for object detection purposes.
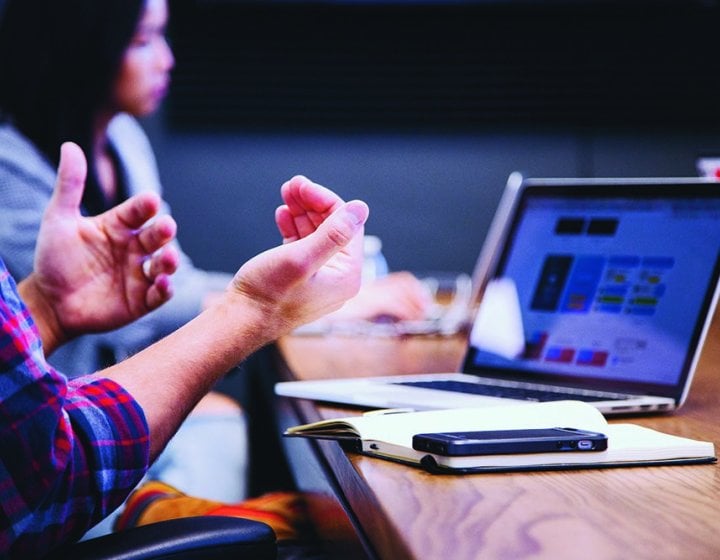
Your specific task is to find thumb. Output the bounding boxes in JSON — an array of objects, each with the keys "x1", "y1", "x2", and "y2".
[
  {"x1": 298, "y1": 199, "x2": 369, "y2": 270},
  {"x1": 47, "y1": 142, "x2": 88, "y2": 217}
]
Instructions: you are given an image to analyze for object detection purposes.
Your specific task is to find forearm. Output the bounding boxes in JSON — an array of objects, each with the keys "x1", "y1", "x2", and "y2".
[
  {"x1": 86, "y1": 267, "x2": 233, "y2": 363},
  {"x1": 101, "y1": 292, "x2": 281, "y2": 460}
]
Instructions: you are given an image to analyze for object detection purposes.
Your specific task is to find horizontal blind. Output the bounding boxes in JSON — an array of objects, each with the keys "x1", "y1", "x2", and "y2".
[{"x1": 166, "y1": 1, "x2": 720, "y2": 131}]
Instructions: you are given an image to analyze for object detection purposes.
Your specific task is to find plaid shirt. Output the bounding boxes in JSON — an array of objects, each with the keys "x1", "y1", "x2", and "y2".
[{"x1": 0, "y1": 259, "x2": 150, "y2": 558}]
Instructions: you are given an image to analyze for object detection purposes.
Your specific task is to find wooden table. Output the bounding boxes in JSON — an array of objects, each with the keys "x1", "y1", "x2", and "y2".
[{"x1": 274, "y1": 316, "x2": 720, "y2": 560}]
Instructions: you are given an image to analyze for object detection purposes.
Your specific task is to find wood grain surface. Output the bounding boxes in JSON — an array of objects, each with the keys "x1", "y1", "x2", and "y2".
[{"x1": 277, "y1": 315, "x2": 720, "y2": 560}]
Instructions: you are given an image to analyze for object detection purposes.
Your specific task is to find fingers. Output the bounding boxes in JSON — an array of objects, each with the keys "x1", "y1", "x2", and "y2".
[
  {"x1": 47, "y1": 142, "x2": 88, "y2": 216},
  {"x1": 135, "y1": 215, "x2": 178, "y2": 311},
  {"x1": 145, "y1": 273, "x2": 174, "y2": 310},
  {"x1": 275, "y1": 205, "x2": 299, "y2": 242},
  {"x1": 141, "y1": 246, "x2": 179, "y2": 311},
  {"x1": 281, "y1": 175, "x2": 344, "y2": 215},
  {"x1": 135, "y1": 214, "x2": 177, "y2": 255},
  {"x1": 293, "y1": 199, "x2": 369, "y2": 275},
  {"x1": 143, "y1": 245, "x2": 180, "y2": 280},
  {"x1": 111, "y1": 192, "x2": 164, "y2": 231},
  {"x1": 278, "y1": 176, "x2": 346, "y2": 240}
]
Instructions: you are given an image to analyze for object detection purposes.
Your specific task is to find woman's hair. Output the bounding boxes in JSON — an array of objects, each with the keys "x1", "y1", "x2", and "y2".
[{"x1": 0, "y1": 0, "x2": 145, "y2": 207}]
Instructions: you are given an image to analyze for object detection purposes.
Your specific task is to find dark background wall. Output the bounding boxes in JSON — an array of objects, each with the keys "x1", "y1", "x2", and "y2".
[{"x1": 140, "y1": 0, "x2": 720, "y2": 276}]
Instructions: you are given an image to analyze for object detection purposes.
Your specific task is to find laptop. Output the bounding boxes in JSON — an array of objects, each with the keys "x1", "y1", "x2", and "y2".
[{"x1": 276, "y1": 174, "x2": 720, "y2": 415}]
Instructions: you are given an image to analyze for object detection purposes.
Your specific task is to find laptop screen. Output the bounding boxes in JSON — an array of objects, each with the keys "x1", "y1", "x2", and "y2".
[{"x1": 464, "y1": 181, "x2": 720, "y2": 399}]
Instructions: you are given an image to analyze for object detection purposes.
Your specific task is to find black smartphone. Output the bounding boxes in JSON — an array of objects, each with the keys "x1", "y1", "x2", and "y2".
[{"x1": 412, "y1": 427, "x2": 608, "y2": 456}]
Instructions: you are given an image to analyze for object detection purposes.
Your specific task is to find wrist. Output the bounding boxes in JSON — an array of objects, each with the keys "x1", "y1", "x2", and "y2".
[
  {"x1": 17, "y1": 273, "x2": 67, "y2": 354},
  {"x1": 206, "y1": 290, "x2": 290, "y2": 352}
]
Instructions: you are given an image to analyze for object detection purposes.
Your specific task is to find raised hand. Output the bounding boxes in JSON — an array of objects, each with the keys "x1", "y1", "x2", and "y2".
[
  {"x1": 229, "y1": 175, "x2": 369, "y2": 334},
  {"x1": 24, "y1": 142, "x2": 179, "y2": 349}
]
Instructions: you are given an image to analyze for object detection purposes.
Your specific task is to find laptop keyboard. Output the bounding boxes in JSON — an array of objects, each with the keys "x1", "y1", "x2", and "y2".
[{"x1": 396, "y1": 380, "x2": 626, "y2": 402}]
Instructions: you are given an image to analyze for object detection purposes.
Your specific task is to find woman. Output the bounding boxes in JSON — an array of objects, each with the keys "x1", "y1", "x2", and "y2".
[
  {"x1": 0, "y1": 0, "x2": 429, "y2": 537},
  {"x1": 0, "y1": 0, "x2": 250, "y2": 525}
]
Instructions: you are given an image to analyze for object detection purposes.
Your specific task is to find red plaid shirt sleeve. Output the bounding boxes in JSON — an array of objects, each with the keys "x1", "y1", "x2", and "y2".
[{"x1": 0, "y1": 260, "x2": 150, "y2": 559}]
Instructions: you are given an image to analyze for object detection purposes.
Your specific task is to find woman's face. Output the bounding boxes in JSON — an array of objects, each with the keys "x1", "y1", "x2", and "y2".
[{"x1": 112, "y1": 0, "x2": 174, "y2": 117}]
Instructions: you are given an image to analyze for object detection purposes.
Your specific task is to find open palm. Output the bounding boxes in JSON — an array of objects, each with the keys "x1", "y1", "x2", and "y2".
[{"x1": 32, "y1": 142, "x2": 179, "y2": 336}]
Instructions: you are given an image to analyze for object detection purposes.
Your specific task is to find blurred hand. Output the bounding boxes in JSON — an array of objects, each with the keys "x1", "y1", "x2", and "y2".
[{"x1": 329, "y1": 271, "x2": 433, "y2": 323}]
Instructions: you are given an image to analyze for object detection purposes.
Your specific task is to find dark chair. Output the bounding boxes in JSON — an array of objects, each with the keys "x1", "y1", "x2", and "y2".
[{"x1": 44, "y1": 516, "x2": 277, "y2": 560}]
